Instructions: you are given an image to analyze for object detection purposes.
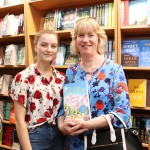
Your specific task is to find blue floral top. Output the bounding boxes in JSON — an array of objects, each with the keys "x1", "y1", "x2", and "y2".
[{"x1": 64, "y1": 59, "x2": 132, "y2": 150}]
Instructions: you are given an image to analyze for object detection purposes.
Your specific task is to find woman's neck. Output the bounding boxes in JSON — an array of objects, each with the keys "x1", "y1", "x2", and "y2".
[{"x1": 81, "y1": 55, "x2": 105, "y2": 73}]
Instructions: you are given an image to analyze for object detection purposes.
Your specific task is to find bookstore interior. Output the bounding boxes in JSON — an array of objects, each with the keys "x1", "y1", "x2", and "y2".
[{"x1": 0, "y1": 0, "x2": 150, "y2": 149}]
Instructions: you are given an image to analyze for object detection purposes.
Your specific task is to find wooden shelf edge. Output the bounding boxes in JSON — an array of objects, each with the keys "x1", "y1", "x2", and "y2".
[{"x1": 131, "y1": 107, "x2": 150, "y2": 111}]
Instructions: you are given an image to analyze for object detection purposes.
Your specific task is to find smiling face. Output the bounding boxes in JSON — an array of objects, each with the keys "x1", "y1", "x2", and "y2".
[
  {"x1": 35, "y1": 33, "x2": 58, "y2": 63},
  {"x1": 76, "y1": 28, "x2": 99, "y2": 57}
]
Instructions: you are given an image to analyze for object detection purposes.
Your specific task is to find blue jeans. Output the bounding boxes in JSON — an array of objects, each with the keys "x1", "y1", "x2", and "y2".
[{"x1": 21, "y1": 122, "x2": 64, "y2": 150}]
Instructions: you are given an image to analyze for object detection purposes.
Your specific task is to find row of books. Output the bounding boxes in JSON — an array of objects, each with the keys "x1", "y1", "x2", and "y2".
[
  {"x1": 0, "y1": 0, "x2": 23, "y2": 7},
  {"x1": 121, "y1": 0, "x2": 150, "y2": 26},
  {"x1": 0, "y1": 44, "x2": 25, "y2": 66},
  {"x1": 0, "y1": 13, "x2": 24, "y2": 37},
  {"x1": 44, "y1": 2, "x2": 114, "y2": 31},
  {"x1": 131, "y1": 114, "x2": 150, "y2": 144},
  {"x1": 128, "y1": 79, "x2": 150, "y2": 108},
  {"x1": 121, "y1": 39, "x2": 150, "y2": 67}
]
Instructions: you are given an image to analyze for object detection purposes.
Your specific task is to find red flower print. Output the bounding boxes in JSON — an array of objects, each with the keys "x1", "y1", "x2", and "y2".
[
  {"x1": 98, "y1": 71, "x2": 105, "y2": 80},
  {"x1": 50, "y1": 77, "x2": 53, "y2": 82},
  {"x1": 35, "y1": 68, "x2": 40, "y2": 75},
  {"x1": 18, "y1": 94, "x2": 25, "y2": 104},
  {"x1": 30, "y1": 102, "x2": 36, "y2": 112},
  {"x1": 116, "y1": 108, "x2": 125, "y2": 114},
  {"x1": 53, "y1": 98, "x2": 59, "y2": 106},
  {"x1": 46, "y1": 92, "x2": 51, "y2": 99},
  {"x1": 41, "y1": 78, "x2": 48, "y2": 85},
  {"x1": 55, "y1": 78, "x2": 61, "y2": 84},
  {"x1": 59, "y1": 72, "x2": 64, "y2": 76},
  {"x1": 28, "y1": 75, "x2": 35, "y2": 84},
  {"x1": 15, "y1": 74, "x2": 21, "y2": 82},
  {"x1": 95, "y1": 100, "x2": 104, "y2": 110},
  {"x1": 44, "y1": 111, "x2": 51, "y2": 117},
  {"x1": 117, "y1": 82, "x2": 128, "y2": 92},
  {"x1": 116, "y1": 89, "x2": 122, "y2": 94},
  {"x1": 34, "y1": 90, "x2": 42, "y2": 99},
  {"x1": 37, "y1": 118, "x2": 47, "y2": 123},
  {"x1": 59, "y1": 89, "x2": 63, "y2": 97},
  {"x1": 25, "y1": 114, "x2": 31, "y2": 123}
]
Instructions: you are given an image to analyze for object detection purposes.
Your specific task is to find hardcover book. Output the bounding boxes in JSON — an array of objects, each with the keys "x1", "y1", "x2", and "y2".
[
  {"x1": 62, "y1": 8, "x2": 77, "y2": 30},
  {"x1": 63, "y1": 80, "x2": 91, "y2": 121},
  {"x1": 139, "y1": 40, "x2": 150, "y2": 67},
  {"x1": 121, "y1": 40, "x2": 140, "y2": 66},
  {"x1": 128, "y1": 79, "x2": 147, "y2": 107}
]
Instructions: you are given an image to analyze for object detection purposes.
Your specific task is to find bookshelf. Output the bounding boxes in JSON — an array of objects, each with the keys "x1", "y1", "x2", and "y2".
[
  {"x1": 118, "y1": 0, "x2": 150, "y2": 149},
  {"x1": 0, "y1": 0, "x2": 149, "y2": 149}
]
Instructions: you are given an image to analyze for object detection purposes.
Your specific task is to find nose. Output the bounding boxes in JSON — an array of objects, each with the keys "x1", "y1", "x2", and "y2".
[
  {"x1": 82, "y1": 35, "x2": 89, "y2": 42},
  {"x1": 47, "y1": 46, "x2": 52, "y2": 51}
]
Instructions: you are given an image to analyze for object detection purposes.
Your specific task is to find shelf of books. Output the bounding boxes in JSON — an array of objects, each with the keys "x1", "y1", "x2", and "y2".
[{"x1": 26, "y1": 0, "x2": 117, "y2": 66}]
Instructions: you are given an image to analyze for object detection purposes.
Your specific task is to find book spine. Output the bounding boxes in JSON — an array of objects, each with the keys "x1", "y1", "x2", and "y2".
[{"x1": 123, "y1": 0, "x2": 129, "y2": 26}]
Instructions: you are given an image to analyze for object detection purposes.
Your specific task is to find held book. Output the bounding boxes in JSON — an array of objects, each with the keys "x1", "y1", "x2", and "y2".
[
  {"x1": 128, "y1": 79, "x2": 147, "y2": 107},
  {"x1": 63, "y1": 80, "x2": 91, "y2": 121}
]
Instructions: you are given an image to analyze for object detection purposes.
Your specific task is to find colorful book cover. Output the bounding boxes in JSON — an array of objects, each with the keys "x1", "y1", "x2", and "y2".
[
  {"x1": 128, "y1": 79, "x2": 147, "y2": 107},
  {"x1": 63, "y1": 80, "x2": 91, "y2": 121},
  {"x1": 139, "y1": 40, "x2": 150, "y2": 67},
  {"x1": 129, "y1": 0, "x2": 147, "y2": 26},
  {"x1": 62, "y1": 8, "x2": 77, "y2": 30},
  {"x1": 77, "y1": 7, "x2": 91, "y2": 19},
  {"x1": 121, "y1": 40, "x2": 140, "y2": 66}
]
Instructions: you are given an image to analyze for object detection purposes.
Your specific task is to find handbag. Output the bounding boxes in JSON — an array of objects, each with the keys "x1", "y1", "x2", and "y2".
[{"x1": 86, "y1": 112, "x2": 143, "y2": 150}]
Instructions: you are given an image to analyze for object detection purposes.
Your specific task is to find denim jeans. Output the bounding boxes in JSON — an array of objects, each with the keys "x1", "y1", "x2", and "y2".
[{"x1": 21, "y1": 122, "x2": 64, "y2": 150}]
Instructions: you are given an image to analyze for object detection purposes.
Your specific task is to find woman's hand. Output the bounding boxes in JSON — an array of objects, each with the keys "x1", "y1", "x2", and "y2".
[{"x1": 60, "y1": 118, "x2": 88, "y2": 136}]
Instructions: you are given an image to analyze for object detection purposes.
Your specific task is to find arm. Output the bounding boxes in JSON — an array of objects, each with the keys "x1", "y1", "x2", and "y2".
[{"x1": 14, "y1": 100, "x2": 32, "y2": 150}]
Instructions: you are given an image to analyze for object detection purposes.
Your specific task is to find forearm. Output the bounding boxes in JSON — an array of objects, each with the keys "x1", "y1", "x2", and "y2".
[
  {"x1": 85, "y1": 114, "x2": 112, "y2": 129},
  {"x1": 16, "y1": 121, "x2": 32, "y2": 150},
  {"x1": 57, "y1": 115, "x2": 65, "y2": 132}
]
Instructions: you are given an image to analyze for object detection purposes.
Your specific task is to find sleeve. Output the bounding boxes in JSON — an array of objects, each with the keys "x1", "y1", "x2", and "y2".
[
  {"x1": 108, "y1": 65, "x2": 132, "y2": 128},
  {"x1": 9, "y1": 72, "x2": 28, "y2": 108},
  {"x1": 57, "y1": 99, "x2": 65, "y2": 117}
]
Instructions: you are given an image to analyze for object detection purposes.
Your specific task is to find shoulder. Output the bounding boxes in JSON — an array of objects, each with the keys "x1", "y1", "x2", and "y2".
[
  {"x1": 53, "y1": 68, "x2": 65, "y2": 79},
  {"x1": 105, "y1": 59, "x2": 123, "y2": 71}
]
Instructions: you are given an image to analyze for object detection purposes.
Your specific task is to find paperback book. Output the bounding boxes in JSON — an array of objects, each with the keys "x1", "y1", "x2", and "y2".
[
  {"x1": 63, "y1": 80, "x2": 91, "y2": 121},
  {"x1": 121, "y1": 40, "x2": 140, "y2": 66}
]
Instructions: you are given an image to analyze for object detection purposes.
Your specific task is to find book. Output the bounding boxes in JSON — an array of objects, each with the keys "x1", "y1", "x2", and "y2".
[
  {"x1": 4, "y1": 44, "x2": 18, "y2": 65},
  {"x1": 129, "y1": 0, "x2": 147, "y2": 26},
  {"x1": 128, "y1": 79, "x2": 147, "y2": 107},
  {"x1": 77, "y1": 7, "x2": 91, "y2": 19},
  {"x1": 139, "y1": 40, "x2": 150, "y2": 67},
  {"x1": 147, "y1": 0, "x2": 150, "y2": 25},
  {"x1": 0, "y1": 46, "x2": 4, "y2": 65},
  {"x1": 63, "y1": 80, "x2": 91, "y2": 121},
  {"x1": 61, "y1": 8, "x2": 77, "y2": 30},
  {"x1": 123, "y1": 0, "x2": 129, "y2": 26},
  {"x1": 16, "y1": 45, "x2": 25, "y2": 65},
  {"x1": 64, "y1": 46, "x2": 79, "y2": 66},
  {"x1": 121, "y1": 40, "x2": 140, "y2": 66}
]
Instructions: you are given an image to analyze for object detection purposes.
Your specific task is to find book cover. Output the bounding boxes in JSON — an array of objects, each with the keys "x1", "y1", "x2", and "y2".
[
  {"x1": 147, "y1": 0, "x2": 150, "y2": 25},
  {"x1": 16, "y1": 45, "x2": 25, "y2": 65},
  {"x1": 62, "y1": 8, "x2": 77, "y2": 30},
  {"x1": 64, "y1": 46, "x2": 79, "y2": 66},
  {"x1": 77, "y1": 7, "x2": 91, "y2": 19},
  {"x1": 63, "y1": 80, "x2": 91, "y2": 121},
  {"x1": 121, "y1": 40, "x2": 140, "y2": 66},
  {"x1": 128, "y1": 79, "x2": 147, "y2": 107},
  {"x1": 139, "y1": 40, "x2": 150, "y2": 67},
  {"x1": 129, "y1": 0, "x2": 147, "y2": 26}
]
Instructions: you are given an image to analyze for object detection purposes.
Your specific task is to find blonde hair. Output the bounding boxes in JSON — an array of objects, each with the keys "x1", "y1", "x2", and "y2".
[
  {"x1": 70, "y1": 18, "x2": 107, "y2": 58},
  {"x1": 34, "y1": 30, "x2": 59, "y2": 62}
]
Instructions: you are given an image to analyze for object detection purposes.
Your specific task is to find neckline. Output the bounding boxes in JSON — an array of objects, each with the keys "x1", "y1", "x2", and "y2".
[{"x1": 82, "y1": 58, "x2": 107, "y2": 75}]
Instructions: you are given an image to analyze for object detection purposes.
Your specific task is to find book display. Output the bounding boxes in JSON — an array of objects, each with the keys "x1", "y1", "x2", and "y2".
[{"x1": 0, "y1": 0, "x2": 150, "y2": 149}]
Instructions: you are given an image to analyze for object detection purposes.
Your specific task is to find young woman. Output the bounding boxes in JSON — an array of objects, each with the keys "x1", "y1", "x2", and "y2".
[
  {"x1": 58, "y1": 18, "x2": 132, "y2": 150},
  {"x1": 9, "y1": 30, "x2": 65, "y2": 150}
]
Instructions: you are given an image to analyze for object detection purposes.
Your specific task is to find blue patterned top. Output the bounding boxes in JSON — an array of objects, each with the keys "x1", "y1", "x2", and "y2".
[{"x1": 64, "y1": 59, "x2": 132, "y2": 150}]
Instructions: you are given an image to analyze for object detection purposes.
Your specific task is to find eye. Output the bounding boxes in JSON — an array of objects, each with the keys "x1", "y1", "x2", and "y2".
[
  {"x1": 41, "y1": 43, "x2": 47, "y2": 47},
  {"x1": 77, "y1": 34, "x2": 84, "y2": 37},
  {"x1": 51, "y1": 44, "x2": 57, "y2": 49}
]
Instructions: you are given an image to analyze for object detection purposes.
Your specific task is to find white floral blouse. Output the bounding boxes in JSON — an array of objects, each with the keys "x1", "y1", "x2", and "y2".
[{"x1": 9, "y1": 64, "x2": 65, "y2": 129}]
